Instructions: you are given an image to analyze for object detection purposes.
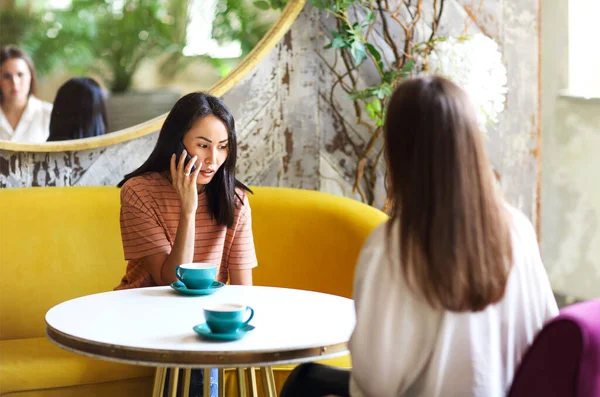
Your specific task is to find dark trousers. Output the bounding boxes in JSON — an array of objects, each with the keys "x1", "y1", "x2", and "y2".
[{"x1": 280, "y1": 363, "x2": 351, "y2": 397}]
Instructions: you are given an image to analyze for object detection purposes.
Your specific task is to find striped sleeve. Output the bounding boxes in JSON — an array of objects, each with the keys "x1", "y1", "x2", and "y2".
[
  {"x1": 227, "y1": 193, "x2": 258, "y2": 270},
  {"x1": 120, "y1": 181, "x2": 171, "y2": 260}
]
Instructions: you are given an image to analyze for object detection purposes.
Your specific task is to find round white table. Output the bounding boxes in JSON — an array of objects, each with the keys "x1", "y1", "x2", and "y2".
[{"x1": 45, "y1": 285, "x2": 355, "y2": 397}]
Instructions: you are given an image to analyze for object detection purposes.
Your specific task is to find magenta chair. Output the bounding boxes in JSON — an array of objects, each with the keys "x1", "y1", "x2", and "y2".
[{"x1": 508, "y1": 298, "x2": 600, "y2": 397}]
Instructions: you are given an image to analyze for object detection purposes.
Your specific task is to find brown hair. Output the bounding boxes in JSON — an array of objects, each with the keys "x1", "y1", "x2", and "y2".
[
  {"x1": 0, "y1": 45, "x2": 37, "y2": 102},
  {"x1": 385, "y1": 75, "x2": 513, "y2": 312}
]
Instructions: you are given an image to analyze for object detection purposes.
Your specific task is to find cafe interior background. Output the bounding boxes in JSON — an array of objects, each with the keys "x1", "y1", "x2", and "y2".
[{"x1": 1, "y1": 0, "x2": 599, "y2": 325}]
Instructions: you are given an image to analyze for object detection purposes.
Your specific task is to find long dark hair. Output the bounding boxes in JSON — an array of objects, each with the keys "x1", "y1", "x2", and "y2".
[
  {"x1": 48, "y1": 77, "x2": 108, "y2": 141},
  {"x1": 118, "y1": 92, "x2": 250, "y2": 228},
  {"x1": 0, "y1": 45, "x2": 37, "y2": 103},
  {"x1": 385, "y1": 76, "x2": 512, "y2": 312}
]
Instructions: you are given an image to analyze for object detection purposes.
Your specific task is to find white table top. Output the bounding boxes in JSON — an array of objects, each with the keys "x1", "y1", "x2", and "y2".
[{"x1": 45, "y1": 285, "x2": 356, "y2": 368}]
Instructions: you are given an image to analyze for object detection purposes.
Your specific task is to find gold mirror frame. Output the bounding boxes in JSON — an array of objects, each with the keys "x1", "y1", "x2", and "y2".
[{"x1": 0, "y1": 0, "x2": 305, "y2": 153}]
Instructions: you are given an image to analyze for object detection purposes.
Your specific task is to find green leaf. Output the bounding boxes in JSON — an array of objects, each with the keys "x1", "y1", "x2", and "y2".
[
  {"x1": 383, "y1": 70, "x2": 398, "y2": 84},
  {"x1": 350, "y1": 41, "x2": 366, "y2": 66},
  {"x1": 253, "y1": 1, "x2": 271, "y2": 10},
  {"x1": 366, "y1": 102, "x2": 376, "y2": 119},
  {"x1": 371, "y1": 97, "x2": 382, "y2": 113},
  {"x1": 400, "y1": 59, "x2": 415, "y2": 76},
  {"x1": 330, "y1": 36, "x2": 347, "y2": 48},
  {"x1": 365, "y1": 43, "x2": 381, "y2": 62},
  {"x1": 348, "y1": 89, "x2": 371, "y2": 100},
  {"x1": 308, "y1": 0, "x2": 329, "y2": 10},
  {"x1": 334, "y1": 0, "x2": 356, "y2": 11},
  {"x1": 351, "y1": 22, "x2": 366, "y2": 36},
  {"x1": 372, "y1": 84, "x2": 392, "y2": 99}
]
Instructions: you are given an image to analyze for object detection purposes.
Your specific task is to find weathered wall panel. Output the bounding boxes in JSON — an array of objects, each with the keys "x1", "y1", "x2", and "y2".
[{"x1": 0, "y1": 0, "x2": 541, "y2": 225}]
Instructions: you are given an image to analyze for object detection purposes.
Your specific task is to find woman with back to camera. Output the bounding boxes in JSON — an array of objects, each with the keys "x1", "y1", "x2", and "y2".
[
  {"x1": 116, "y1": 92, "x2": 257, "y2": 396},
  {"x1": 47, "y1": 77, "x2": 108, "y2": 141},
  {"x1": 280, "y1": 76, "x2": 558, "y2": 397},
  {"x1": 0, "y1": 45, "x2": 52, "y2": 142}
]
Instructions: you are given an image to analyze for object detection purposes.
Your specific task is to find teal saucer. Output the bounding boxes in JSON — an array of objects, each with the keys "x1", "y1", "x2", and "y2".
[
  {"x1": 193, "y1": 323, "x2": 255, "y2": 341},
  {"x1": 170, "y1": 281, "x2": 225, "y2": 296}
]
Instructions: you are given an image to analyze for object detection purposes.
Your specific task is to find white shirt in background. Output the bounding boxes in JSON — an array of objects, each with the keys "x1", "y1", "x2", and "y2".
[
  {"x1": 349, "y1": 205, "x2": 558, "y2": 397},
  {"x1": 0, "y1": 96, "x2": 52, "y2": 143}
]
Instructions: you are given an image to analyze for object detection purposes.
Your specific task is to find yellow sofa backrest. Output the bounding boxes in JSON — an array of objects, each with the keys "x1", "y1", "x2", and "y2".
[
  {"x1": 250, "y1": 187, "x2": 387, "y2": 298},
  {"x1": 0, "y1": 186, "x2": 387, "y2": 340}
]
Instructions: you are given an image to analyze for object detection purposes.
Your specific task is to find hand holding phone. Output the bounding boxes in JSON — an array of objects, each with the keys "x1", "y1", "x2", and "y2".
[
  {"x1": 170, "y1": 143, "x2": 202, "y2": 215},
  {"x1": 175, "y1": 141, "x2": 197, "y2": 173}
]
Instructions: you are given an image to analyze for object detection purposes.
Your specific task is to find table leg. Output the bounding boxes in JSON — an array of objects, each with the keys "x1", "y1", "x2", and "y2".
[
  {"x1": 218, "y1": 368, "x2": 225, "y2": 397},
  {"x1": 167, "y1": 368, "x2": 180, "y2": 397},
  {"x1": 181, "y1": 368, "x2": 192, "y2": 397},
  {"x1": 248, "y1": 368, "x2": 259, "y2": 397},
  {"x1": 236, "y1": 368, "x2": 248, "y2": 397},
  {"x1": 260, "y1": 366, "x2": 277, "y2": 397},
  {"x1": 203, "y1": 369, "x2": 211, "y2": 397},
  {"x1": 152, "y1": 367, "x2": 167, "y2": 397}
]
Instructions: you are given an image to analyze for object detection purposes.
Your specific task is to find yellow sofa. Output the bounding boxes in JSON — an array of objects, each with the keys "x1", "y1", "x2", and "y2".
[{"x1": 0, "y1": 186, "x2": 387, "y2": 396}]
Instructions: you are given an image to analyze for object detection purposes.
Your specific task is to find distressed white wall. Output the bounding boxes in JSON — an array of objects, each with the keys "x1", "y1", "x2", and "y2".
[
  {"x1": 541, "y1": 0, "x2": 600, "y2": 300},
  {"x1": 1, "y1": 0, "x2": 542, "y2": 233}
]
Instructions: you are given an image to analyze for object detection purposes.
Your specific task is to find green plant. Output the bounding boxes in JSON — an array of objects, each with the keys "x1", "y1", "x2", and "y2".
[
  {"x1": 2, "y1": 0, "x2": 284, "y2": 92},
  {"x1": 212, "y1": 0, "x2": 286, "y2": 58},
  {"x1": 309, "y1": 0, "x2": 446, "y2": 209},
  {"x1": 253, "y1": 0, "x2": 286, "y2": 11},
  {"x1": 2, "y1": 0, "x2": 175, "y2": 93}
]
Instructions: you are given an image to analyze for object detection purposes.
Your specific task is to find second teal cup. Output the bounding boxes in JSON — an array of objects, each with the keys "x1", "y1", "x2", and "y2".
[
  {"x1": 203, "y1": 303, "x2": 254, "y2": 334},
  {"x1": 175, "y1": 263, "x2": 217, "y2": 290}
]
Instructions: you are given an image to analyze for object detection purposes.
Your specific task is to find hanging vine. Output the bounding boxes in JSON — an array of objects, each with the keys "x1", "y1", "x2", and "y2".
[{"x1": 310, "y1": 0, "x2": 447, "y2": 210}]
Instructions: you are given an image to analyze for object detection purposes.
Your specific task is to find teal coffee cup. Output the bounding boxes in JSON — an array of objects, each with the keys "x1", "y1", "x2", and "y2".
[
  {"x1": 175, "y1": 263, "x2": 217, "y2": 290},
  {"x1": 203, "y1": 303, "x2": 254, "y2": 334}
]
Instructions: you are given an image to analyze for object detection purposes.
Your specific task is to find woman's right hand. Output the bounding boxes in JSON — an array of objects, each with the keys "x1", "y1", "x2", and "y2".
[{"x1": 170, "y1": 151, "x2": 202, "y2": 216}]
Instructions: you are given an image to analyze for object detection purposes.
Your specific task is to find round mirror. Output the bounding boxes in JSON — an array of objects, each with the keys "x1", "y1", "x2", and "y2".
[{"x1": 0, "y1": 0, "x2": 304, "y2": 151}]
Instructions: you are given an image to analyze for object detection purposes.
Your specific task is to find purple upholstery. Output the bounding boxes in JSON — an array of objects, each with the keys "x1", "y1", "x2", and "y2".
[{"x1": 508, "y1": 298, "x2": 600, "y2": 397}]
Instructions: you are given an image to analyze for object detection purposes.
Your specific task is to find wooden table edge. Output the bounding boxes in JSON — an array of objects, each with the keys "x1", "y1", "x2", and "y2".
[{"x1": 45, "y1": 325, "x2": 350, "y2": 368}]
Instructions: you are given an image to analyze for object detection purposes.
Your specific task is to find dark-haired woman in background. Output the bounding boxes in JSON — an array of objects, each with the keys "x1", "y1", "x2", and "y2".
[
  {"x1": 115, "y1": 92, "x2": 257, "y2": 396},
  {"x1": 0, "y1": 45, "x2": 52, "y2": 142},
  {"x1": 280, "y1": 76, "x2": 558, "y2": 397},
  {"x1": 47, "y1": 77, "x2": 108, "y2": 141}
]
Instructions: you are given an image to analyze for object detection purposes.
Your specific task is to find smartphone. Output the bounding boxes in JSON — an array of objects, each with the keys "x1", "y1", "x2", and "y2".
[{"x1": 175, "y1": 141, "x2": 197, "y2": 173}]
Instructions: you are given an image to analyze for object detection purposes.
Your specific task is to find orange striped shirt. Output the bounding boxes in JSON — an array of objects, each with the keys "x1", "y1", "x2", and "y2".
[{"x1": 115, "y1": 172, "x2": 257, "y2": 290}]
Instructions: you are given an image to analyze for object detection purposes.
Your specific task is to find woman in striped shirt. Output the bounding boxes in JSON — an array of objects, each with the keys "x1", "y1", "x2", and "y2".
[{"x1": 116, "y1": 92, "x2": 258, "y2": 396}]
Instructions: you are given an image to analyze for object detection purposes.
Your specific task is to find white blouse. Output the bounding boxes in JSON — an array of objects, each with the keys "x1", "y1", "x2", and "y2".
[
  {"x1": 0, "y1": 96, "x2": 52, "y2": 143},
  {"x1": 349, "y1": 205, "x2": 558, "y2": 397}
]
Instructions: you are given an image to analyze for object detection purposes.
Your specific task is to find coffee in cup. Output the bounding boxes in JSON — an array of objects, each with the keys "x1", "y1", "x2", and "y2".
[
  {"x1": 203, "y1": 303, "x2": 254, "y2": 334},
  {"x1": 175, "y1": 263, "x2": 217, "y2": 290}
]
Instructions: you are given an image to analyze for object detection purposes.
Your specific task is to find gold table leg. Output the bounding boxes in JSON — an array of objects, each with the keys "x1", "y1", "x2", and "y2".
[
  {"x1": 236, "y1": 368, "x2": 248, "y2": 397},
  {"x1": 155, "y1": 366, "x2": 264, "y2": 397},
  {"x1": 167, "y1": 368, "x2": 180, "y2": 397},
  {"x1": 260, "y1": 366, "x2": 277, "y2": 397},
  {"x1": 203, "y1": 368, "x2": 211, "y2": 397},
  {"x1": 218, "y1": 368, "x2": 225, "y2": 397},
  {"x1": 248, "y1": 367, "x2": 259, "y2": 397},
  {"x1": 152, "y1": 367, "x2": 167, "y2": 397},
  {"x1": 182, "y1": 368, "x2": 192, "y2": 397}
]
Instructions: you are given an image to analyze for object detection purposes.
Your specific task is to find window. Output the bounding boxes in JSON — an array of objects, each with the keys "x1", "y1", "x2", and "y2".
[
  {"x1": 568, "y1": 0, "x2": 600, "y2": 97},
  {"x1": 184, "y1": 0, "x2": 242, "y2": 58}
]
